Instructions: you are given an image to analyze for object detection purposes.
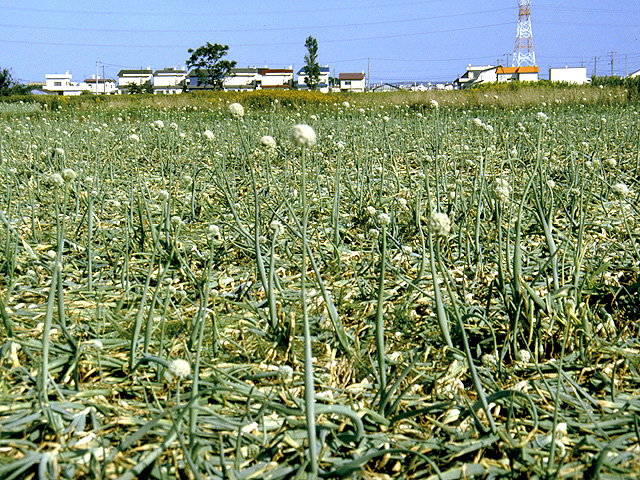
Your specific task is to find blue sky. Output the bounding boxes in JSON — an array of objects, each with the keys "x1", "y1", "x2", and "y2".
[{"x1": 2, "y1": 0, "x2": 639, "y2": 84}]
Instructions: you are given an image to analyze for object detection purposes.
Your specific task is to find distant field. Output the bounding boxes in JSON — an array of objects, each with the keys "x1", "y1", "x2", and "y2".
[{"x1": 0, "y1": 90, "x2": 638, "y2": 479}]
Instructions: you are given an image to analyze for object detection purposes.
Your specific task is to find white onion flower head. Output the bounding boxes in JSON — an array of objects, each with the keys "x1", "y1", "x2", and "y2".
[
  {"x1": 228, "y1": 102, "x2": 244, "y2": 119},
  {"x1": 203, "y1": 129, "x2": 214, "y2": 141},
  {"x1": 168, "y1": 359, "x2": 191, "y2": 379},
  {"x1": 289, "y1": 124, "x2": 316, "y2": 148},
  {"x1": 366, "y1": 205, "x2": 377, "y2": 216},
  {"x1": 270, "y1": 220, "x2": 284, "y2": 238},
  {"x1": 278, "y1": 365, "x2": 294, "y2": 381},
  {"x1": 208, "y1": 224, "x2": 221, "y2": 239},
  {"x1": 492, "y1": 177, "x2": 511, "y2": 203},
  {"x1": 129, "y1": 133, "x2": 140, "y2": 142},
  {"x1": 61, "y1": 168, "x2": 77, "y2": 183},
  {"x1": 55, "y1": 147, "x2": 65, "y2": 156},
  {"x1": 342, "y1": 101, "x2": 350, "y2": 108},
  {"x1": 50, "y1": 173, "x2": 64, "y2": 188},
  {"x1": 259, "y1": 135, "x2": 277, "y2": 153},
  {"x1": 377, "y1": 212, "x2": 391, "y2": 228},
  {"x1": 472, "y1": 118, "x2": 483, "y2": 128},
  {"x1": 612, "y1": 182, "x2": 629, "y2": 198},
  {"x1": 430, "y1": 99, "x2": 439, "y2": 109},
  {"x1": 154, "y1": 120, "x2": 164, "y2": 129},
  {"x1": 430, "y1": 212, "x2": 451, "y2": 237},
  {"x1": 605, "y1": 157, "x2": 617, "y2": 168},
  {"x1": 158, "y1": 190, "x2": 169, "y2": 201},
  {"x1": 536, "y1": 111, "x2": 548, "y2": 123}
]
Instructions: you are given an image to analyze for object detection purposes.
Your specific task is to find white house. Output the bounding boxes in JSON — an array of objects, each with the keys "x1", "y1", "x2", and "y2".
[
  {"x1": 43, "y1": 72, "x2": 91, "y2": 96},
  {"x1": 455, "y1": 65, "x2": 498, "y2": 88},
  {"x1": 259, "y1": 67, "x2": 293, "y2": 89},
  {"x1": 117, "y1": 69, "x2": 153, "y2": 93},
  {"x1": 224, "y1": 68, "x2": 260, "y2": 90},
  {"x1": 550, "y1": 67, "x2": 589, "y2": 84},
  {"x1": 339, "y1": 72, "x2": 366, "y2": 92},
  {"x1": 84, "y1": 76, "x2": 117, "y2": 94},
  {"x1": 496, "y1": 66, "x2": 540, "y2": 83},
  {"x1": 297, "y1": 65, "x2": 331, "y2": 93},
  {"x1": 153, "y1": 68, "x2": 187, "y2": 94},
  {"x1": 630, "y1": 68, "x2": 640, "y2": 78}
]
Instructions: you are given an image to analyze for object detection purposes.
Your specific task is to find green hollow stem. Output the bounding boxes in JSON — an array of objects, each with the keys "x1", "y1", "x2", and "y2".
[
  {"x1": 375, "y1": 226, "x2": 388, "y2": 410},
  {"x1": 300, "y1": 145, "x2": 318, "y2": 477}
]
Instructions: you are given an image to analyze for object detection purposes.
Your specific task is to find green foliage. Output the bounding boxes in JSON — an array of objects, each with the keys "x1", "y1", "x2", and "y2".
[
  {"x1": 303, "y1": 36, "x2": 321, "y2": 90},
  {"x1": 0, "y1": 67, "x2": 29, "y2": 96},
  {"x1": 126, "y1": 81, "x2": 154, "y2": 94},
  {"x1": 186, "y1": 42, "x2": 237, "y2": 90},
  {"x1": 591, "y1": 75, "x2": 640, "y2": 101}
]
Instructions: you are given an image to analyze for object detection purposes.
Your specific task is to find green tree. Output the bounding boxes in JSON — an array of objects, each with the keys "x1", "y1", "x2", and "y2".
[
  {"x1": 186, "y1": 43, "x2": 237, "y2": 90},
  {"x1": 0, "y1": 67, "x2": 29, "y2": 96},
  {"x1": 303, "y1": 36, "x2": 321, "y2": 90},
  {"x1": 126, "y1": 81, "x2": 153, "y2": 94}
]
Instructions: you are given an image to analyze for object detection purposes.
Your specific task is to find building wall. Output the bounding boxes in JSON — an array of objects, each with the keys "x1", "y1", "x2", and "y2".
[{"x1": 549, "y1": 67, "x2": 588, "y2": 84}]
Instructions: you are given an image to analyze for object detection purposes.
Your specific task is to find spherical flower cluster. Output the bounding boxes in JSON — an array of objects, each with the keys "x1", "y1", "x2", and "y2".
[
  {"x1": 430, "y1": 212, "x2": 451, "y2": 237},
  {"x1": 278, "y1": 365, "x2": 294, "y2": 381},
  {"x1": 377, "y1": 212, "x2": 391, "y2": 228},
  {"x1": 50, "y1": 173, "x2": 64, "y2": 188},
  {"x1": 259, "y1": 135, "x2": 277, "y2": 154},
  {"x1": 472, "y1": 118, "x2": 483, "y2": 128},
  {"x1": 536, "y1": 111, "x2": 548, "y2": 123},
  {"x1": 515, "y1": 349, "x2": 531, "y2": 363},
  {"x1": 168, "y1": 359, "x2": 191, "y2": 379},
  {"x1": 270, "y1": 220, "x2": 284, "y2": 238},
  {"x1": 605, "y1": 157, "x2": 617, "y2": 168},
  {"x1": 228, "y1": 102, "x2": 245, "y2": 119},
  {"x1": 289, "y1": 124, "x2": 316, "y2": 148},
  {"x1": 492, "y1": 177, "x2": 510, "y2": 203},
  {"x1": 611, "y1": 182, "x2": 629, "y2": 198},
  {"x1": 55, "y1": 147, "x2": 65, "y2": 156},
  {"x1": 430, "y1": 99, "x2": 439, "y2": 109},
  {"x1": 158, "y1": 190, "x2": 169, "y2": 201},
  {"x1": 153, "y1": 120, "x2": 164, "y2": 129},
  {"x1": 208, "y1": 224, "x2": 221, "y2": 239},
  {"x1": 203, "y1": 129, "x2": 214, "y2": 141},
  {"x1": 342, "y1": 101, "x2": 350, "y2": 108},
  {"x1": 61, "y1": 168, "x2": 77, "y2": 183},
  {"x1": 129, "y1": 133, "x2": 140, "y2": 142},
  {"x1": 366, "y1": 205, "x2": 377, "y2": 216}
]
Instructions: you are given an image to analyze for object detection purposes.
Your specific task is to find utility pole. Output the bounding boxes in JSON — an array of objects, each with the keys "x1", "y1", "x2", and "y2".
[
  {"x1": 102, "y1": 65, "x2": 106, "y2": 94},
  {"x1": 594, "y1": 56, "x2": 597, "y2": 77},
  {"x1": 367, "y1": 57, "x2": 370, "y2": 91},
  {"x1": 610, "y1": 51, "x2": 615, "y2": 76},
  {"x1": 96, "y1": 61, "x2": 99, "y2": 95}
]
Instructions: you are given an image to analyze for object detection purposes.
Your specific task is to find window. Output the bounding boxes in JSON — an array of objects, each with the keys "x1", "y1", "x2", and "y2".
[
  {"x1": 54, "y1": 81, "x2": 62, "y2": 86},
  {"x1": 344, "y1": 80, "x2": 351, "y2": 86}
]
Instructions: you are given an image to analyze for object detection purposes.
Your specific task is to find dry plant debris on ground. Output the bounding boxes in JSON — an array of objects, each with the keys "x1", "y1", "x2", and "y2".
[{"x1": 0, "y1": 94, "x2": 639, "y2": 479}]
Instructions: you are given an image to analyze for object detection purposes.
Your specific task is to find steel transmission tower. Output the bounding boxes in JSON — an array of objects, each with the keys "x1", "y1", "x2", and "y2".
[{"x1": 513, "y1": 0, "x2": 536, "y2": 67}]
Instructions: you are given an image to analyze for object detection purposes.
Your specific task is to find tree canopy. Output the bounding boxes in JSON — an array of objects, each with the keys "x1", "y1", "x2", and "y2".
[
  {"x1": 303, "y1": 36, "x2": 321, "y2": 90},
  {"x1": 0, "y1": 67, "x2": 29, "y2": 96},
  {"x1": 186, "y1": 43, "x2": 237, "y2": 91}
]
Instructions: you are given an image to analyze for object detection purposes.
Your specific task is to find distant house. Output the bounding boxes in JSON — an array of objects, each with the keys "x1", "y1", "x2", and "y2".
[
  {"x1": 297, "y1": 65, "x2": 331, "y2": 93},
  {"x1": 224, "y1": 68, "x2": 260, "y2": 91},
  {"x1": 370, "y1": 83, "x2": 401, "y2": 92},
  {"x1": 455, "y1": 64, "x2": 539, "y2": 88},
  {"x1": 339, "y1": 72, "x2": 366, "y2": 92},
  {"x1": 455, "y1": 65, "x2": 498, "y2": 89},
  {"x1": 629, "y1": 68, "x2": 640, "y2": 78},
  {"x1": 117, "y1": 69, "x2": 153, "y2": 93},
  {"x1": 549, "y1": 67, "x2": 589, "y2": 84},
  {"x1": 84, "y1": 76, "x2": 117, "y2": 94},
  {"x1": 496, "y1": 66, "x2": 539, "y2": 82},
  {"x1": 259, "y1": 67, "x2": 293, "y2": 89},
  {"x1": 153, "y1": 68, "x2": 187, "y2": 94},
  {"x1": 43, "y1": 72, "x2": 91, "y2": 96}
]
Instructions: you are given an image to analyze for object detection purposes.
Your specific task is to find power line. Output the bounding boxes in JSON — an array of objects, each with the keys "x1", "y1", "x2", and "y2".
[
  {"x1": 0, "y1": 22, "x2": 513, "y2": 49},
  {"x1": 0, "y1": 8, "x2": 512, "y2": 35},
  {"x1": 1, "y1": 1, "x2": 471, "y2": 17}
]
